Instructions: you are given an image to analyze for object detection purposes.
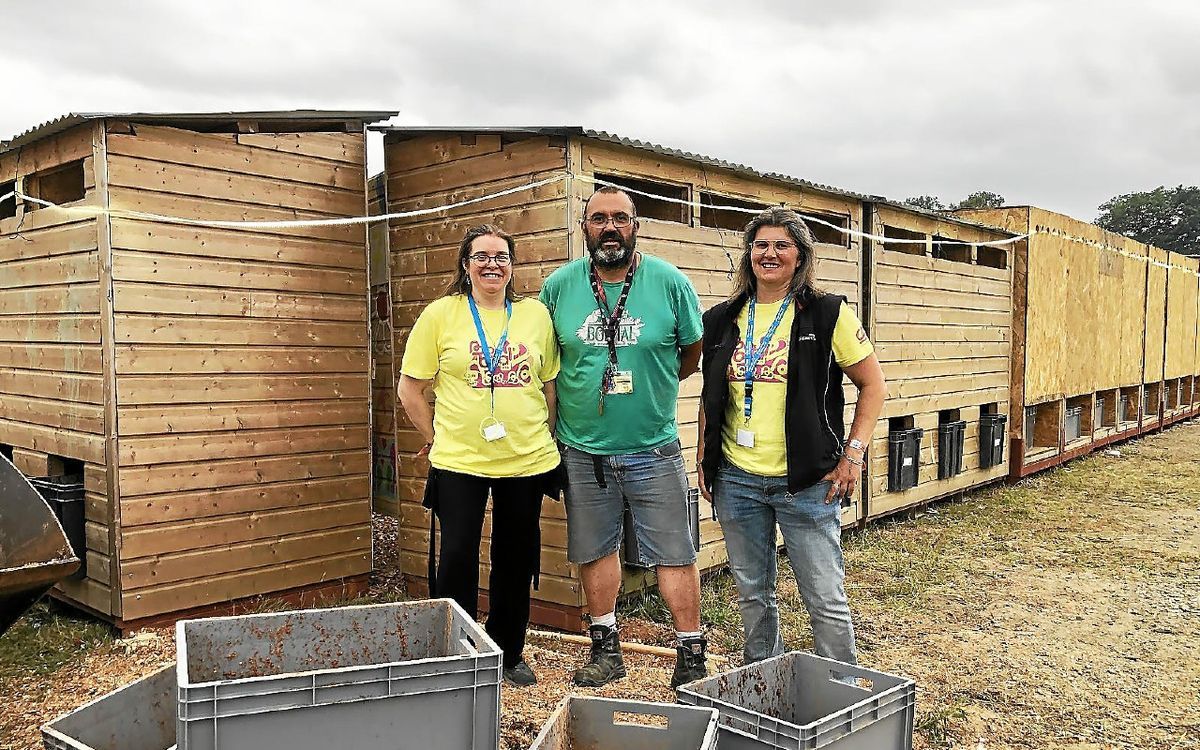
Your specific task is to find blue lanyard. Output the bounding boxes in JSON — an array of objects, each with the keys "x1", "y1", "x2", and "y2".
[
  {"x1": 467, "y1": 295, "x2": 512, "y2": 395},
  {"x1": 743, "y1": 295, "x2": 791, "y2": 421}
]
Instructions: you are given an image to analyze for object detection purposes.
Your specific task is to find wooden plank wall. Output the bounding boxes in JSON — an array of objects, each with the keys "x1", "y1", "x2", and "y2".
[
  {"x1": 0, "y1": 124, "x2": 113, "y2": 614},
  {"x1": 102, "y1": 123, "x2": 372, "y2": 620},
  {"x1": 367, "y1": 172, "x2": 399, "y2": 515},
  {"x1": 382, "y1": 132, "x2": 580, "y2": 613},
  {"x1": 867, "y1": 205, "x2": 1012, "y2": 518}
]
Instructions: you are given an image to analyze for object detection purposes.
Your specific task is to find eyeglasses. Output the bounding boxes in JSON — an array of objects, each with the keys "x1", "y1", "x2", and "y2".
[
  {"x1": 751, "y1": 240, "x2": 798, "y2": 253},
  {"x1": 586, "y1": 213, "x2": 633, "y2": 229},
  {"x1": 468, "y1": 253, "x2": 512, "y2": 267}
]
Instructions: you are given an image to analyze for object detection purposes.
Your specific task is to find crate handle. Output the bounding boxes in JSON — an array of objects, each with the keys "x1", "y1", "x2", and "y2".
[
  {"x1": 612, "y1": 709, "x2": 670, "y2": 729},
  {"x1": 828, "y1": 668, "x2": 872, "y2": 690},
  {"x1": 719, "y1": 713, "x2": 760, "y2": 740},
  {"x1": 459, "y1": 636, "x2": 478, "y2": 655}
]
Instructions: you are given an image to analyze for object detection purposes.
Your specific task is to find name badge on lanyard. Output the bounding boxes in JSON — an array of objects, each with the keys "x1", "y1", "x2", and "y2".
[
  {"x1": 741, "y1": 295, "x2": 792, "y2": 439},
  {"x1": 590, "y1": 256, "x2": 638, "y2": 413},
  {"x1": 468, "y1": 295, "x2": 512, "y2": 440}
]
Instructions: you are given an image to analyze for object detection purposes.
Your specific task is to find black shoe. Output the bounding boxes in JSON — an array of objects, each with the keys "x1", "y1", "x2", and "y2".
[
  {"x1": 572, "y1": 624, "x2": 627, "y2": 687},
  {"x1": 503, "y1": 660, "x2": 537, "y2": 687},
  {"x1": 671, "y1": 635, "x2": 708, "y2": 689}
]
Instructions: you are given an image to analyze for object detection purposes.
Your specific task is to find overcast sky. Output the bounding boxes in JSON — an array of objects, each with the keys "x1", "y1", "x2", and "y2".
[{"x1": 4, "y1": 1, "x2": 1197, "y2": 220}]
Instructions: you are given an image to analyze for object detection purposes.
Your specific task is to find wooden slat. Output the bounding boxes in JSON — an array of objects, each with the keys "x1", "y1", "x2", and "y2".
[
  {"x1": 122, "y1": 524, "x2": 370, "y2": 590},
  {"x1": 110, "y1": 220, "x2": 364, "y2": 269},
  {"x1": 106, "y1": 154, "x2": 363, "y2": 216},
  {"x1": 119, "y1": 424, "x2": 368, "y2": 465},
  {"x1": 0, "y1": 418, "x2": 104, "y2": 462},
  {"x1": 237, "y1": 132, "x2": 365, "y2": 165},
  {"x1": 120, "y1": 549, "x2": 369, "y2": 621},
  {"x1": 112, "y1": 250, "x2": 364, "y2": 295},
  {"x1": 120, "y1": 499, "x2": 369, "y2": 559},
  {"x1": 119, "y1": 399, "x2": 368, "y2": 437},
  {"x1": 120, "y1": 474, "x2": 370, "y2": 526},
  {"x1": 0, "y1": 394, "x2": 103, "y2": 433},
  {"x1": 113, "y1": 282, "x2": 364, "y2": 321},
  {"x1": 0, "y1": 315, "x2": 100, "y2": 343},
  {"x1": 113, "y1": 315, "x2": 366, "y2": 347},
  {"x1": 118, "y1": 450, "x2": 370, "y2": 495},
  {"x1": 0, "y1": 252, "x2": 98, "y2": 289},
  {"x1": 0, "y1": 221, "x2": 98, "y2": 263},
  {"x1": 0, "y1": 369, "x2": 103, "y2": 402},
  {"x1": 117, "y1": 373, "x2": 367, "y2": 404},
  {"x1": 107, "y1": 126, "x2": 364, "y2": 190},
  {"x1": 114, "y1": 345, "x2": 367, "y2": 375},
  {"x1": 0, "y1": 284, "x2": 100, "y2": 314}
]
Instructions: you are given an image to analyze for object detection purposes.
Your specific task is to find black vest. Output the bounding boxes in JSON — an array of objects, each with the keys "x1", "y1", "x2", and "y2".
[{"x1": 700, "y1": 291, "x2": 847, "y2": 493}]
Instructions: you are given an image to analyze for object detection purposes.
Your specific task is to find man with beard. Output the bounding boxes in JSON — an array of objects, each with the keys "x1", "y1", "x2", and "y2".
[{"x1": 539, "y1": 185, "x2": 706, "y2": 689}]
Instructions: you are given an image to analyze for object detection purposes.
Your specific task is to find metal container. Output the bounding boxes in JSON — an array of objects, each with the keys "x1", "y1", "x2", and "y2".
[
  {"x1": 175, "y1": 599, "x2": 501, "y2": 750},
  {"x1": 530, "y1": 696, "x2": 719, "y2": 750},
  {"x1": 0, "y1": 454, "x2": 79, "y2": 636},
  {"x1": 678, "y1": 652, "x2": 916, "y2": 750},
  {"x1": 42, "y1": 665, "x2": 177, "y2": 750}
]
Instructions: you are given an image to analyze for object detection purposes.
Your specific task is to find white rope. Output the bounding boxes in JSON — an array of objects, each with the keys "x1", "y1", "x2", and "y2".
[
  {"x1": 12, "y1": 174, "x2": 567, "y2": 230},
  {"x1": 577, "y1": 174, "x2": 1029, "y2": 248},
  {"x1": 7, "y1": 175, "x2": 1194, "y2": 275}
]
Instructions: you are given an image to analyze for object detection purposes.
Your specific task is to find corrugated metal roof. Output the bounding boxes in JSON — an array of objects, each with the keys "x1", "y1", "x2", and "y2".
[
  {"x1": 370, "y1": 125, "x2": 1014, "y2": 236},
  {"x1": 1, "y1": 110, "x2": 396, "y2": 156}
]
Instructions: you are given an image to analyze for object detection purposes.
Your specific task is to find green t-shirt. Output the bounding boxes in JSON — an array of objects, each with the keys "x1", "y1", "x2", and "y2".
[{"x1": 540, "y1": 253, "x2": 703, "y2": 455}]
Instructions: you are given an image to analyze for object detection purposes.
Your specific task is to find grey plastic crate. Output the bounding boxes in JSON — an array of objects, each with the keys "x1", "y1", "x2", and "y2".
[
  {"x1": 678, "y1": 652, "x2": 915, "y2": 750},
  {"x1": 1065, "y1": 406, "x2": 1084, "y2": 442},
  {"x1": 42, "y1": 665, "x2": 177, "y2": 750},
  {"x1": 175, "y1": 599, "x2": 501, "y2": 750},
  {"x1": 531, "y1": 696, "x2": 719, "y2": 750}
]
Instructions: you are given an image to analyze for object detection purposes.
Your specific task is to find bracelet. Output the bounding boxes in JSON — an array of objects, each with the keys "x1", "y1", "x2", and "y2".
[{"x1": 844, "y1": 453, "x2": 864, "y2": 467}]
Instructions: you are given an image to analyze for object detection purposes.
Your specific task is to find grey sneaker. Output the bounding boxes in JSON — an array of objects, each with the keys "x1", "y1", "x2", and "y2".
[
  {"x1": 671, "y1": 636, "x2": 708, "y2": 689},
  {"x1": 572, "y1": 624, "x2": 627, "y2": 687},
  {"x1": 503, "y1": 660, "x2": 537, "y2": 687}
]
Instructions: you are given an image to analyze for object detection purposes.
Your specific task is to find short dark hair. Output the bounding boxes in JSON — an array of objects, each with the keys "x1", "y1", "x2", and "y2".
[
  {"x1": 444, "y1": 224, "x2": 519, "y2": 302},
  {"x1": 584, "y1": 185, "x2": 638, "y2": 218}
]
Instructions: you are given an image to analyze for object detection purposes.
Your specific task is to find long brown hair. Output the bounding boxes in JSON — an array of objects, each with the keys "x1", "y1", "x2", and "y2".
[
  {"x1": 729, "y1": 207, "x2": 822, "y2": 303},
  {"x1": 443, "y1": 224, "x2": 519, "y2": 302}
]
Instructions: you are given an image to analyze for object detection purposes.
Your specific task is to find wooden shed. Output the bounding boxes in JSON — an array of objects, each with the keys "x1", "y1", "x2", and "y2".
[
  {"x1": 376, "y1": 127, "x2": 867, "y2": 630},
  {"x1": 953, "y1": 206, "x2": 1191, "y2": 476},
  {"x1": 862, "y1": 203, "x2": 1016, "y2": 519},
  {"x1": 0, "y1": 110, "x2": 390, "y2": 629}
]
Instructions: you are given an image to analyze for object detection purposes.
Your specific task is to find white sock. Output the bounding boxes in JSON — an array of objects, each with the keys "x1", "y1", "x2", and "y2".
[
  {"x1": 676, "y1": 630, "x2": 704, "y2": 645},
  {"x1": 591, "y1": 612, "x2": 617, "y2": 629}
]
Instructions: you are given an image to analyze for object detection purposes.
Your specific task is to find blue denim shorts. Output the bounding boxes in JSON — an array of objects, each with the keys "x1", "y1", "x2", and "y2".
[{"x1": 562, "y1": 439, "x2": 697, "y2": 566}]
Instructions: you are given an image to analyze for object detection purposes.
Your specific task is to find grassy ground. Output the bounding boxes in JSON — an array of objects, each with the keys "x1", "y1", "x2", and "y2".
[{"x1": 2, "y1": 422, "x2": 1198, "y2": 749}]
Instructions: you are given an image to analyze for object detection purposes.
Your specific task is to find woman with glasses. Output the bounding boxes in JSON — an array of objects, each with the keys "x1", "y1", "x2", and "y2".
[
  {"x1": 696, "y1": 208, "x2": 887, "y2": 668},
  {"x1": 398, "y1": 224, "x2": 562, "y2": 687}
]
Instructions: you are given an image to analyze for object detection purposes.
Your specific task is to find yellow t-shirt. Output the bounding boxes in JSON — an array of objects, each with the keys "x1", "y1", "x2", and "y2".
[
  {"x1": 722, "y1": 300, "x2": 873, "y2": 477},
  {"x1": 400, "y1": 295, "x2": 561, "y2": 478}
]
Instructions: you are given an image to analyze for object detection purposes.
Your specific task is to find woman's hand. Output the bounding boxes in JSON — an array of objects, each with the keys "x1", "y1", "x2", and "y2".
[{"x1": 821, "y1": 456, "x2": 860, "y2": 505}]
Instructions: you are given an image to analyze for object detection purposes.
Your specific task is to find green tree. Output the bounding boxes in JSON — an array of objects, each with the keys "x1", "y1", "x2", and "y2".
[
  {"x1": 1095, "y1": 185, "x2": 1200, "y2": 256},
  {"x1": 952, "y1": 191, "x2": 1005, "y2": 210},
  {"x1": 904, "y1": 195, "x2": 946, "y2": 211}
]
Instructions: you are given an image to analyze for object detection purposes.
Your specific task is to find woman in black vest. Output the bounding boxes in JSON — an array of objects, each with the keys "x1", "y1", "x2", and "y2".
[{"x1": 697, "y1": 207, "x2": 886, "y2": 666}]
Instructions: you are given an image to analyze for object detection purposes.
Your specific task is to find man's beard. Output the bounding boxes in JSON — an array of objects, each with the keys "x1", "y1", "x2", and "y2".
[{"x1": 587, "y1": 230, "x2": 636, "y2": 269}]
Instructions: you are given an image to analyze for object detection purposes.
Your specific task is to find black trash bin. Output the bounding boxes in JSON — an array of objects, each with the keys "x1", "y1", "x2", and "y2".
[
  {"x1": 937, "y1": 421, "x2": 966, "y2": 480},
  {"x1": 29, "y1": 475, "x2": 86, "y2": 580},
  {"x1": 887, "y1": 428, "x2": 923, "y2": 492},
  {"x1": 979, "y1": 414, "x2": 1007, "y2": 468}
]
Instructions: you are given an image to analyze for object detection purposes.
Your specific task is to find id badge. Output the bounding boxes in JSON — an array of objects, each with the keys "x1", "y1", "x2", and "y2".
[
  {"x1": 736, "y1": 428, "x2": 755, "y2": 448},
  {"x1": 607, "y1": 370, "x2": 634, "y2": 395},
  {"x1": 482, "y1": 421, "x2": 507, "y2": 442}
]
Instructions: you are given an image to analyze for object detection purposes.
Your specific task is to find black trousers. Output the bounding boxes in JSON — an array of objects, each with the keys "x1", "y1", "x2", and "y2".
[{"x1": 432, "y1": 469, "x2": 547, "y2": 668}]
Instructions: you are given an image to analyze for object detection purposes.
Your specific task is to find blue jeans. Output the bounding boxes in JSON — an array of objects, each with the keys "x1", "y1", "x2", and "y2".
[
  {"x1": 714, "y1": 462, "x2": 857, "y2": 666},
  {"x1": 562, "y1": 440, "x2": 697, "y2": 566}
]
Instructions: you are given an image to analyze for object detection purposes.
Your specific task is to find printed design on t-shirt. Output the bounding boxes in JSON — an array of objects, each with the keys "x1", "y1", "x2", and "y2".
[
  {"x1": 727, "y1": 338, "x2": 788, "y2": 383},
  {"x1": 575, "y1": 309, "x2": 645, "y2": 348},
  {"x1": 466, "y1": 341, "x2": 533, "y2": 389}
]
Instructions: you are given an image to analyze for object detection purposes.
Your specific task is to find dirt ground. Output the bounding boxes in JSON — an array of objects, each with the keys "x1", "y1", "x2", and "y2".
[{"x1": 2, "y1": 421, "x2": 1197, "y2": 749}]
